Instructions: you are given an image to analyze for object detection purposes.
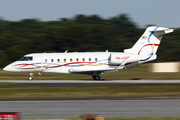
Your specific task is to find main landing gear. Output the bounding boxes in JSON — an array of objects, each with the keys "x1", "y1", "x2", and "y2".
[{"x1": 92, "y1": 75, "x2": 100, "y2": 80}]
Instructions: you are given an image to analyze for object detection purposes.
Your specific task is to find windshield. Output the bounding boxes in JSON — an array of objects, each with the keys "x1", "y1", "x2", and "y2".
[{"x1": 18, "y1": 56, "x2": 33, "y2": 61}]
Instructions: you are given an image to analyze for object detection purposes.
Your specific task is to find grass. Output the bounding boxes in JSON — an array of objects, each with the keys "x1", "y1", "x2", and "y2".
[
  {"x1": 0, "y1": 82, "x2": 20, "y2": 86},
  {"x1": 1, "y1": 85, "x2": 180, "y2": 100},
  {"x1": 1, "y1": 63, "x2": 180, "y2": 80}
]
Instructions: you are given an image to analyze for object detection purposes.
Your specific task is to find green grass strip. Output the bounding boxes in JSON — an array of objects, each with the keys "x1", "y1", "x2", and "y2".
[{"x1": 1, "y1": 85, "x2": 180, "y2": 100}]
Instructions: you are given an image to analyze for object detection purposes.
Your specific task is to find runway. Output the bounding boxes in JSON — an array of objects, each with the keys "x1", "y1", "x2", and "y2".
[
  {"x1": 1, "y1": 79, "x2": 180, "y2": 84},
  {"x1": 1, "y1": 80, "x2": 180, "y2": 87},
  {"x1": 1, "y1": 100, "x2": 180, "y2": 119}
]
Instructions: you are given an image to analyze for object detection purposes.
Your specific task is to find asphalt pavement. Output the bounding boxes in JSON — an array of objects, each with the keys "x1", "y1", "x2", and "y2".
[{"x1": 0, "y1": 100, "x2": 180, "y2": 119}]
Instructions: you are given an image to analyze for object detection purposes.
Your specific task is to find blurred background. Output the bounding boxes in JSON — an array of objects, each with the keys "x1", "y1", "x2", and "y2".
[
  {"x1": 0, "y1": 0, "x2": 180, "y2": 68},
  {"x1": 1, "y1": 0, "x2": 180, "y2": 120}
]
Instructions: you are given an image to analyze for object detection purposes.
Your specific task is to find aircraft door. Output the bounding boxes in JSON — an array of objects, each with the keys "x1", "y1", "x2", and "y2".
[{"x1": 34, "y1": 56, "x2": 43, "y2": 72}]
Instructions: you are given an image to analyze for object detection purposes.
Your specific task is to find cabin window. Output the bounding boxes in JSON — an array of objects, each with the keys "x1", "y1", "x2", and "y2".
[
  {"x1": 51, "y1": 59, "x2": 54, "y2": 62},
  {"x1": 45, "y1": 59, "x2": 47, "y2": 62},
  {"x1": 57, "y1": 59, "x2": 60, "y2": 62},
  {"x1": 70, "y1": 58, "x2": 73, "y2": 62},
  {"x1": 18, "y1": 56, "x2": 33, "y2": 61},
  {"x1": 95, "y1": 58, "x2": 98, "y2": 61},
  {"x1": 89, "y1": 58, "x2": 91, "y2": 61},
  {"x1": 76, "y1": 58, "x2": 79, "y2": 62},
  {"x1": 82, "y1": 58, "x2": 85, "y2": 62},
  {"x1": 64, "y1": 59, "x2": 66, "y2": 62}
]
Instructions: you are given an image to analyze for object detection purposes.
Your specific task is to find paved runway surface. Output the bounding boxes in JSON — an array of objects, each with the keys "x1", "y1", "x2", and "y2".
[
  {"x1": 1, "y1": 100, "x2": 180, "y2": 119},
  {"x1": 1, "y1": 80, "x2": 180, "y2": 89},
  {"x1": 1, "y1": 79, "x2": 180, "y2": 83},
  {"x1": 1, "y1": 80, "x2": 180, "y2": 87}
]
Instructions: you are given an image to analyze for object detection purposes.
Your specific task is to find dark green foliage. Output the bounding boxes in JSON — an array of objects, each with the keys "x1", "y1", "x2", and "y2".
[{"x1": 0, "y1": 14, "x2": 178, "y2": 67}]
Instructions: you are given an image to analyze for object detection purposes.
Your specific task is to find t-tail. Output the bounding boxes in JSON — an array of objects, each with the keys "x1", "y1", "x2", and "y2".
[{"x1": 124, "y1": 26, "x2": 174, "y2": 63}]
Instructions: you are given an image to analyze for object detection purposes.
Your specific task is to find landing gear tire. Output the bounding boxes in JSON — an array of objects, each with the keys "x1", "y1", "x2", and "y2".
[
  {"x1": 92, "y1": 75, "x2": 100, "y2": 80},
  {"x1": 28, "y1": 73, "x2": 34, "y2": 81},
  {"x1": 28, "y1": 76, "x2": 33, "y2": 81}
]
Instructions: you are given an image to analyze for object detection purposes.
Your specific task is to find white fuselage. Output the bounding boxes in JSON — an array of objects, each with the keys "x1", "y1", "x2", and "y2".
[{"x1": 3, "y1": 52, "x2": 141, "y2": 74}]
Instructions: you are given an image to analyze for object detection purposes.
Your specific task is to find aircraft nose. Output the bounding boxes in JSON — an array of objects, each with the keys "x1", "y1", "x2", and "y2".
[
  {"x1": 3, "y1": 64, "x2": 21, "y2": 72},
  {"x1": 3, "y1": 65, "x2": 12, "y2": 72}
]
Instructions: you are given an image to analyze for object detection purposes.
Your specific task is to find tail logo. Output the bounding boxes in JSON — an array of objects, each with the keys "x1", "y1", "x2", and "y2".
[{"x1": 140, "y1": 27, "x2": 159, "y2": 61}]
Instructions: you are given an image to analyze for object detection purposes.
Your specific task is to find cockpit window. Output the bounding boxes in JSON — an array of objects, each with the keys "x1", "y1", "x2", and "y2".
[{"x1": 18, "y1": 56, "x2": 33, "y2": 61}]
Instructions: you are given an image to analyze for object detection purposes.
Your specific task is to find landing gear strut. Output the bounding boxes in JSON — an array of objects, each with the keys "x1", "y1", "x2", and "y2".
[
  {"x1": 92, "y1": 75, "x2": 100, "y2": 80},
  {"x1": 28, "y1": 73, "x2": 34, "y2": 81}
]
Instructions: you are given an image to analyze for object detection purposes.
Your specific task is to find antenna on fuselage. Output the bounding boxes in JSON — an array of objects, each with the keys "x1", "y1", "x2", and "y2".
[
  {"x1": 65, "y1": 50, "x2": 68, "y2": 53},
  {"x1": 106, "y1": 50, "x2": 108, "y2": 52}
]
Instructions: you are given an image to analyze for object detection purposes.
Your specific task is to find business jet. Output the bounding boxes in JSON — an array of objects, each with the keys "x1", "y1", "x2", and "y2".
[{"x1": 3, "y1": 26, "x2": 173, "y2": 80}]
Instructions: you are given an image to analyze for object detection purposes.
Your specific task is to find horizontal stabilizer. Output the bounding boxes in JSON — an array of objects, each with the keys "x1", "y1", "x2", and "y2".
[{"x1": 149, "y1": 28, "x2": 174, "y2": 34}]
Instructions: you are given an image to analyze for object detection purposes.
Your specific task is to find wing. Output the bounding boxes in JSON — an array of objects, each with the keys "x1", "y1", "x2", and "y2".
[{"x1": 69, "y1": 68, "x2": 116, "y2": 75}]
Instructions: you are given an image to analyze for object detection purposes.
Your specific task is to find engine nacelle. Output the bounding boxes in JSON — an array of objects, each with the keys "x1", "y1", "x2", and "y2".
[{"x1": 109, "y1": 53, "x2": 141, "y2": 65}]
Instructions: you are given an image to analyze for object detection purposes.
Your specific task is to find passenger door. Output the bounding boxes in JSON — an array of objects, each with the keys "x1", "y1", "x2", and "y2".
[{"x1": 34, "y1": 56, "x2": 43, "y2": 72}]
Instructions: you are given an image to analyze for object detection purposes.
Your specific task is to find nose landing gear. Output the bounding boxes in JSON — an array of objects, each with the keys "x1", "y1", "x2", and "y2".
[
  {"x1": 28, "y1": 76, "x2": 33, "y2": 80},
  {"x1": 28, "y1": 73, "x2": 34, "y2": 80}
]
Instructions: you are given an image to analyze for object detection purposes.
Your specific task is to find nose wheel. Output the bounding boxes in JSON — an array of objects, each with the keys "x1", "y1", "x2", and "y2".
[
  {"x1": 28, "y1": 73, "x2": 34, "y2": 81},
  {"x1": 28, "y1": 76, "x2": 33, "y2": 81},
  {"x1": 92, "y1": 75, "x2": 100, "y2": 80}
]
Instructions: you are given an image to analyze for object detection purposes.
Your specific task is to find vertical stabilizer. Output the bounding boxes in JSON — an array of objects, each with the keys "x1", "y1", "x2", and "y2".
[{"x1": 124, "y1": 26, "x2": 173, "y2": 62}]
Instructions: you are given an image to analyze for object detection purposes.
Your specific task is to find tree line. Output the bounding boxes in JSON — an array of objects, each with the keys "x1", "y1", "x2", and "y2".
[{"x1": 0, "y1": 14, "x2": 179, "y2": 67}]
